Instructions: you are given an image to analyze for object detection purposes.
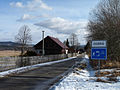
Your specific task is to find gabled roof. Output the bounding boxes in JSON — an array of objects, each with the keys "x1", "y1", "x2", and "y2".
[
  {"x1": 48, "y1": 36, "x2": 68, "y2": 49},
  {"x1": 34, "y1": 36, "x2": 68, "y2": 49}
]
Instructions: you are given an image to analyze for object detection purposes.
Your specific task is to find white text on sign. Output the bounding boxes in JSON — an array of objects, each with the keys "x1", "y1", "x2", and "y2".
[{"x1": 92, "y1": 40, "x2": 106, "y2": 47}]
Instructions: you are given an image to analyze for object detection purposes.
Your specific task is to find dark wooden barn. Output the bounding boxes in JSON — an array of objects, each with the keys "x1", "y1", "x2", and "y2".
[{"x1": 34, "y1": 36, "x2": 68, "y2": 55}]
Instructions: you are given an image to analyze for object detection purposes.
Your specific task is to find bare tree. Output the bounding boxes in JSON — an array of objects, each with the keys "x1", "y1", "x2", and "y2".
[
  {"x1": 87, "y1": 0, "x2": 120, "y2": 61},
  {"x1": 69, "y1": 33, "x2": 78, "y2": 47},
  {"x1": 15, "y1": 25, "x2": 32, "y2": 56},
  {"x1": 69, "y1": 33, "x2": 79, "y2": 53}
]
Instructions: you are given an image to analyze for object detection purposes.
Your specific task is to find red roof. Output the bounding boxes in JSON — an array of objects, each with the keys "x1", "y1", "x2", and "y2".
[{"x1": 48, "y1": 36, "x2": 68, "y2": 49}]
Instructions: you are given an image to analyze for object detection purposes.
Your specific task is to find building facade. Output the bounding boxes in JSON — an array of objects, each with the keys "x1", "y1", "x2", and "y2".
[{"x1": 34, "y1": 36, "x2": 68, "y2": 55}]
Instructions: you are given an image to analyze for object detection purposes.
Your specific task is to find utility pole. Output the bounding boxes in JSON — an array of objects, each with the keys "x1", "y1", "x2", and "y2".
[{"x1": 42, "y1": 31, "x2": 45, "y2": 56}]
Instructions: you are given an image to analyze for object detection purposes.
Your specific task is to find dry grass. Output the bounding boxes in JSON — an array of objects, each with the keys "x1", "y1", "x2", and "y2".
[
  {"x1": 109, "y1": 70, "x2": 120, "y2": 77},
  {"x1": 95, "y1": 69, "x2": 120, "y2": 83},
  {"x1": 107, "y1": 76, "x2": 118, "y2": 82},
  {"x1": 0, "y1": 50, "x2": 21, "y2": 57},
  {"x1": 90, "y1": 60, "x2": 120, "y2": 70},
  {"x1": 95, "y1": 71, "x2": 111, "y2": 77},
  {"x1": 96, "y1": 77, "x2": 118, "y2": 83},
  {"x1": 102, "y1": 61, "x2": 120, "y2": 69},
  {"x1": 96, "y1": 78, "x2": 109, "y2": 83},
  {"x1": 95, "y1": 70, "x2": 120, "y2": 77}
]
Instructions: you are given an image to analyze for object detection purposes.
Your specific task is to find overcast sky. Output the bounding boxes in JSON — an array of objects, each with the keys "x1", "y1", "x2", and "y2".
[{"x1": 0, "y1": 0, "x2": 100, "y2": 45}]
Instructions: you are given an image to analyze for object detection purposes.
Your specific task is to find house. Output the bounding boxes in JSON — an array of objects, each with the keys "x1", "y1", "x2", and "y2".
[
  {"x1": 34, "y1": 36, "x2": 68, "y2": 55},
  {"x1": 77, "y1": 45, "x2": 85, "y2": 54}
]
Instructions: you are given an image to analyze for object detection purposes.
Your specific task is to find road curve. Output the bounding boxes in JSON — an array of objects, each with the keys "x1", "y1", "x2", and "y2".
[{"x1": 0, "y1": 58, "x2": 76, "y2": 90}]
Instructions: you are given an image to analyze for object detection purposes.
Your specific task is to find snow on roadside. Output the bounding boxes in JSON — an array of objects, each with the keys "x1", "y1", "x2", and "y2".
[
  {"x1": 80, "y1": 54, "x2": 89, "y2": 65},
  {"x1": 84, "y1": 54, "x2": 89, "y2": 59},
  {"x1": 51, "y1": 69, "x2": 120, "y2": 90},
  {"x1": 51, "y1": 55, "x2": 120, "y2": 90},
  {"x1": 100, "y1": 68, "x2": 120, "y2": 72},
  {"x1": 0, "y1": 57, "x2": 76, "y2": 78}
]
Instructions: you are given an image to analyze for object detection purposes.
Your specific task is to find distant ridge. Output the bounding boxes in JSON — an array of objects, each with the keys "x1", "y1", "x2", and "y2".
[
  {"x1": 0, "y1": 41, "x2": 34, "y2": 50},
  {"x1": 0, "y1": 41, "x2": 20, "y2": 46},
  {"x1": 0, "y1": 41, "x2": 20, "y2": 50}
]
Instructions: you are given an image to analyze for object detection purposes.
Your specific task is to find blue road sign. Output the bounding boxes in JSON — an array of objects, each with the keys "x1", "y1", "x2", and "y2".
[{"x1": 91, "y1": 48, "x2": 107, "y2": 60}]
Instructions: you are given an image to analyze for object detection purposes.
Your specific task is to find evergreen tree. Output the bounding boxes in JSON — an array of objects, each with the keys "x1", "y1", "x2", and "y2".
[{"x1": 66, "y1": 39, "x2": 70, "y2": 47}]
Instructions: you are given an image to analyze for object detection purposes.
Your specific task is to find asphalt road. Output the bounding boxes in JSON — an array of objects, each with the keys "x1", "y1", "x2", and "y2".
[{"x1": 0, "y1": 58, "x2": 76, "y2": 90}]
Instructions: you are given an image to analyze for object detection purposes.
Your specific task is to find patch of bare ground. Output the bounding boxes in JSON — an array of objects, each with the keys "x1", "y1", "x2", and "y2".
[
  {"x1": 96, "y1": 78, "x2": 111, "y2": 83},
  {"x1": 95, "y1": 69, "x2": 120, "y2": 83},
  {"x1": 96, "y1": 77, "x2": 118, "y2": 83},
  {"x1": 95, "y1": 70, "x2": 120, "y2": 77},
  {"x1": 95, "y1": 71, "x2": 111, "y2": 77}
]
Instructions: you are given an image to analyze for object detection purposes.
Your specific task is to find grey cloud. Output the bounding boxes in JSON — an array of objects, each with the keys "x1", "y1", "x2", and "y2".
[{"x1": 34, "y1": 17, "x2": 88, "y2": 35}]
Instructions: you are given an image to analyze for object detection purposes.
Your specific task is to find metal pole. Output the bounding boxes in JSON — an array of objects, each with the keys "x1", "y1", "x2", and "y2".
[
  {"x1": 42, "y1": 31, "x2": 45, "y2": 56},
  {"x1": 98, "y1": 60, "x2": 100, "y2": 76}
]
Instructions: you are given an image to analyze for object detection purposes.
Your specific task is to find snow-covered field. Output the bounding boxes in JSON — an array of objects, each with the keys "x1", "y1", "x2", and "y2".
[
  {"x1": 0, "y1": 57, "x2": 76, "y2": 78},
  {"x1": 51, "y1": 55, "x2": 120, "y2": 90}
]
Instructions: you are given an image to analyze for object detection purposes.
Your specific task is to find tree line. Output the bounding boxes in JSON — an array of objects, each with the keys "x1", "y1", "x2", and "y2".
[{"x1": 87, "y1": 0, "x2": 120, "y2": 61}]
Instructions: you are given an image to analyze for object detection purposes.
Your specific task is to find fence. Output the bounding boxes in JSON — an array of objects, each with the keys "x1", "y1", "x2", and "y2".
[{"x1": 0, "y1": 53, "x2": 76, "y2": 72}]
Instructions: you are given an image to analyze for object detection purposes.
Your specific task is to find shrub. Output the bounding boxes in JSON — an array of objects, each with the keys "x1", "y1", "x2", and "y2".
[{"x1": 23, "y1": 51, "x2": 37, "y2": 56}]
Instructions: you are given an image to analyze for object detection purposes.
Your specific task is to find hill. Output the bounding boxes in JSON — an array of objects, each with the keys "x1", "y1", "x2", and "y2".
[{"x1": 0, "y1": 41, "x2": 33, "y2": 50}]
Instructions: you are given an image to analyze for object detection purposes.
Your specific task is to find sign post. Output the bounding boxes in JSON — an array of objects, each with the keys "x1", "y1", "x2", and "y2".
[
  {"x1": 91, "y1": 40, "x2": 107, "y2": 76},
  {"x1": 98, "y1": 60, "x2": 100, "y2": 75}
]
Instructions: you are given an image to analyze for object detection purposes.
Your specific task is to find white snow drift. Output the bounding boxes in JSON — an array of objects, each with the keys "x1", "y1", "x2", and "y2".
[{"x1": 51, "y1": 55, "x2": 120, "y2": 90}]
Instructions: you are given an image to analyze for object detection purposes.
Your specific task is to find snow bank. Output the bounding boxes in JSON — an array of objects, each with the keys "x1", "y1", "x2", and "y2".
[
  {"x1": 0, "y1": 57, "x2": 76, "y2": 77},
  {"x1": 79, "y1": 55, "x2": 89, "y2": 65},
  {"x1": 84, "y1": 54, "x2": 89, "y2": 59},
  {"x1": 51, "y1": 55, "x2": 120, "y2": 90},
  {"x1": 51, "y1": 70, "x2": 120, "y2": 90}
]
